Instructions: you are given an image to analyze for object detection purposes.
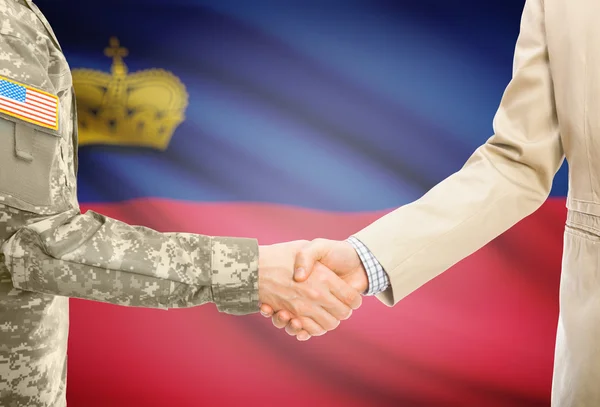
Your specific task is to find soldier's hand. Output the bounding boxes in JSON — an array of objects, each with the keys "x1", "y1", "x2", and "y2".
[{"x1": 258, "y1": 241, "x2": 362, "y2": 338}]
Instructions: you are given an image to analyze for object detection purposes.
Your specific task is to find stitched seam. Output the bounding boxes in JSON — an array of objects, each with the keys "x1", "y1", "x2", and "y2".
[
  {"x1": 0, "y1": 185, "x2": 58, "y2": 208},
  {"x1": 565, "y1": 226, "x2": 600, "y2": 244},
  {"x1": 10, "y1": 233, "x2": 27, "y2": 291},
  {"x1": 566, "y1": 221, "x2": 600, "y2": 236},
  {"x1": 209, "y1": 237, "x2": 219, "y2": 305},
  {"x1": 582, "y1": 23, "x2": 595, "y2": 202},
  {"x1": 568, "y1": 198, "x2": 600, "y2": 205}
]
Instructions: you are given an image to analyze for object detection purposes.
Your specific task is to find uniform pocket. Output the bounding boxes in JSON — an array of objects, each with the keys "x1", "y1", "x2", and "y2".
[{"x1": 0, "y1": 115, "x2": 65, "y2": 212}]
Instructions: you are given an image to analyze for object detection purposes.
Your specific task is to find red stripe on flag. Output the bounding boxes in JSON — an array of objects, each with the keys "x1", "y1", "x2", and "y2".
[
  {"x1": 28, "y1": 92, "x2": 57, "y2": 108},
  {"x1": 28, "y1": 89, "x2": 57, "y2": 104},
  {"x1": 7, "y1": 95, "x2": 56, "y2": 117},
  {"x1": 66, "y1": 198, "x2": 566, "y2": 407},
  {"x1": 0, "y1": 99, "x2": 56, "y2": 126}
]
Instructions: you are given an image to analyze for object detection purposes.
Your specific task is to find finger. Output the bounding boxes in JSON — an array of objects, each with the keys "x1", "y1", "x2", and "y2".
[
  {"x1": 327, "y1": 275, "x2": 362, "y2": 311},
  {"x1": 285, "y1": 318, "x2": 304, "y2": 336},
  {"x1": 322, "y1": 296, "x2": 352, "y2": 324},
  {"x1": 260, "y1": 304, "x2": 274, "y2": 317},
  {"x1": 310, "y1": 263, "x2": 360, "y2": 316},
  {"x1": 297, "y1": 330, "x2": 312, "y2": 341},
  {"x1": 297, "y1": 317, "x2": 327, "y2": 337},
  {"x1": 284, "y1": 319, "x2": 312, "y2": 341},
  {"x1": 306, "y1": 305, "x2": 340, "y2": 332},
  {"x1": 271, "y1": 310, "x2": 292, "y2": 329},
  {"x1": 309, "y1": 288, "x2": 352, "y2": 324},
  {"x1": 294, "y1": 239, "x2": 331, "y2": 282}
]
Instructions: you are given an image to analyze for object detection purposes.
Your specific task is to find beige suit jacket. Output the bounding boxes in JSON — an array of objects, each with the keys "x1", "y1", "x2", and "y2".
[{"x1": 354, "y1": 0, "x2": 600, "y2": 405}]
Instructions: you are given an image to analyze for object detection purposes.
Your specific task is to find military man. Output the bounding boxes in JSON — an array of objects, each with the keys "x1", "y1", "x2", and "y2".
[{"x1": 0, "y1": 1, "x2": 364, "y2": 405}]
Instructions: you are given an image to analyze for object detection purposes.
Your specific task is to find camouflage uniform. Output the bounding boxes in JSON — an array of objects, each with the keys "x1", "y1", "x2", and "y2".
[{"x1": 0, "y1": 1, "x2": 259, "y2": 405}]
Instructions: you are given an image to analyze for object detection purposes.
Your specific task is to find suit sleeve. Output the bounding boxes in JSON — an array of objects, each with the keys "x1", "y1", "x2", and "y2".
[
  {"x1": 1, "y1": 209, "x2": 259, "y2": 315},
  {"x1": 353, "y1": 0, "x2": 564, "y2": 306}
]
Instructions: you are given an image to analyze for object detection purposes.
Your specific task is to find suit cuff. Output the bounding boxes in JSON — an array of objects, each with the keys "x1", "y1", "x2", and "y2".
[
  {"x1": 211, "y1": 237, "x2": 259, "y2": 315},
  {"x1": 347, "y1": 236, "x2": 390, "y2": 296}
]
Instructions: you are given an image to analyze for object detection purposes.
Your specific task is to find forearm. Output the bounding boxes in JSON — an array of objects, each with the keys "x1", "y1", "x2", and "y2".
[
  {"x1": 355, "y1": 0, "x2": 563, "y2": 306},
  {"x1": 354, "y1": 147, "x2": 558, "y2": 305},
  {"x1": 1, "y1": 209, "x2": 259, "y2": 314}
]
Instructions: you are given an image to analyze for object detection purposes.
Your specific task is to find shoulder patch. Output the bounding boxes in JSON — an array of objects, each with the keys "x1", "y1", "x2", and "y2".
[{"x1": 0, "y1": 75, "x2": 59, "y2": 131}]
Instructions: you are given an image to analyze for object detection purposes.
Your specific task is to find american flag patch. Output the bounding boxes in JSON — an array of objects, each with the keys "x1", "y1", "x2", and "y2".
[{"x1": 0, "y1": 76, "x2": 59, "y2": 131}]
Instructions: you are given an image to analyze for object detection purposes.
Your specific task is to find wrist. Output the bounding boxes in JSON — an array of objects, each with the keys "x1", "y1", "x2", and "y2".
[
  {"x1": 356, "y1": 263, "x2": 369, "y2": 294},
  {"x1": 340, "y1": 240, "x2": 369, "y2": 293}
]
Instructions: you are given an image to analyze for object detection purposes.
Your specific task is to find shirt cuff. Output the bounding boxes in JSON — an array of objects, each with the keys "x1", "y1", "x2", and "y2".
[{"x1": 346, "y1": 236, "x2": 390, "y2": 296}]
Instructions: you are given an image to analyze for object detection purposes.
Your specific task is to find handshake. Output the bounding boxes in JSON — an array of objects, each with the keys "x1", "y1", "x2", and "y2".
[{"x1": 257, "y1": 238, "x2": 371, "y2": 341}]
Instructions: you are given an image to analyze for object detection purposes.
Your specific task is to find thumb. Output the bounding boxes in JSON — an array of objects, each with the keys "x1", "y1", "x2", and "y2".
[{"x1": 294, "y1": 239, "x2": 329, "y2": 282}]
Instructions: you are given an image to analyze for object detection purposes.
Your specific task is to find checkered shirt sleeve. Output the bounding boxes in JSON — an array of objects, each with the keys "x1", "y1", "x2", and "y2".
[{"x1": 346, "y1": 236, "x2": 390, "y2": 296}]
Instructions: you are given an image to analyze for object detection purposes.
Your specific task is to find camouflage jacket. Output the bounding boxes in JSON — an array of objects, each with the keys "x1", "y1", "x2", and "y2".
[{"x1": 0, "y1": 1, "x2": 259, "y2": 406}]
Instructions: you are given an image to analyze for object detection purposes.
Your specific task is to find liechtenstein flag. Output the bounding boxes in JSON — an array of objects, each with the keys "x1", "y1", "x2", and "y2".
[{"x1": 35, "y1": 0, "x2": 565, "y2": 406}]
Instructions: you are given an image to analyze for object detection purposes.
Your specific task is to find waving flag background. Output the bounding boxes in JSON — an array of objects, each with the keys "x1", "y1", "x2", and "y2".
[{"x1": 34, "y1": 0, "x2": 565, "y2": 405}]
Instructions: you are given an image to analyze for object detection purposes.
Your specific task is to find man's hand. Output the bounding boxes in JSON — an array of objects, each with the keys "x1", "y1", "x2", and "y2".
[
  {"x1": 260, "y1": 239, "x2": 368, "y2": 340},
  {"x1": 296, "y1": 239, "x2": 368, "y2": 291},
  {"x1": 258, "y1": 240, "x2": 362, "y2": 337}
]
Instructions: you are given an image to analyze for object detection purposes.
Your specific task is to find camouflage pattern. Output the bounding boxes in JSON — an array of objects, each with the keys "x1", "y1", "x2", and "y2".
[{"x1": 0, "y1": 1, "x2": 259, "y2": 406}]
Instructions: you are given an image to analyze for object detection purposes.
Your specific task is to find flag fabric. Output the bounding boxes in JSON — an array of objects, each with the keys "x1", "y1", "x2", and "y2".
[
  {"x1": 0, "y1": 76, "x2": 59, "y2": 130},
  {"x1": 32, "y1": 0, "x2": 567, "y2": 406}
]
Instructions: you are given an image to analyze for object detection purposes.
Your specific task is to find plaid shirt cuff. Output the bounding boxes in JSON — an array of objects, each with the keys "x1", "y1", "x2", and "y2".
[{"x1": 346, "y1": 236, "x2": 390, "y2": 296}]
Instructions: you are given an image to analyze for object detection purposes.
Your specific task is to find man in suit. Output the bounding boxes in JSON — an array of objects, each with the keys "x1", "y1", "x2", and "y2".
[{"x1": 261, "y1": 0, "x2": 598, "y2": 404}]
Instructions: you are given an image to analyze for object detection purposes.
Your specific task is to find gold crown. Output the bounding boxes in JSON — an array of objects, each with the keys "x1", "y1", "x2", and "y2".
[{"x1": 72, "y1": 37, "x2": 188, "y2": 150}]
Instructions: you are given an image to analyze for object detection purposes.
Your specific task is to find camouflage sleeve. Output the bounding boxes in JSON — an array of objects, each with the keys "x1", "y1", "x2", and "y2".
[
  {"x1": 0, "y1": 0, "x2": 258, "y2": 316},
  {"x1": 1, "y1": 209, "x2": 259, "y2": 315}
]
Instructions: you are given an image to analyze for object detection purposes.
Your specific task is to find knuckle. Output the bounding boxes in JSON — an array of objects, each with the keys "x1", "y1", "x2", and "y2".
[
  {"x1": 317, "y1": 271, "x2": 329, "y2": 283},
  {"x1": 293, "y1": 320, "x2": 304, "y2": 331},
  {"x1": 345, "y1": 291, "x2": 358, "y2": 305},
  {"x1": 314, "y1": 239, "x2": 328, "y2": 250},
  {"x1": 306, "y1": 288, "x2": 320, "y2": 301},
  {"x1": 291, "y1": 300, "x2": 306, "y2": 316}
]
